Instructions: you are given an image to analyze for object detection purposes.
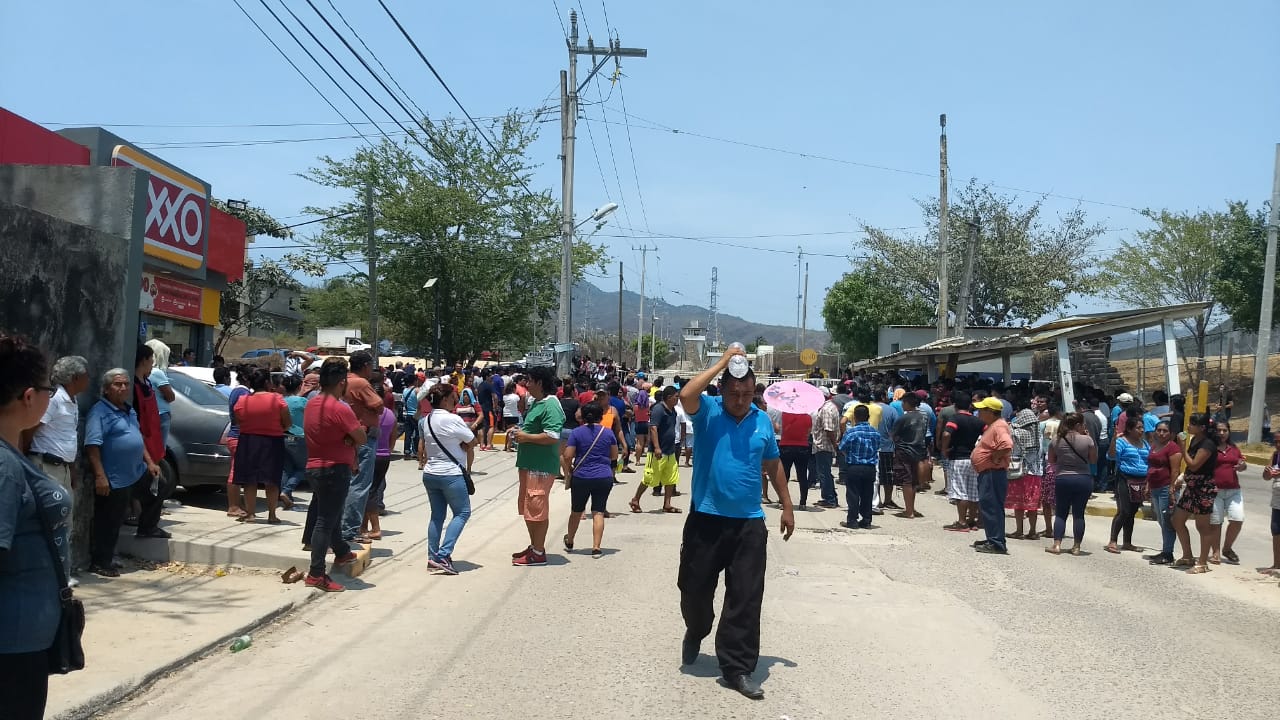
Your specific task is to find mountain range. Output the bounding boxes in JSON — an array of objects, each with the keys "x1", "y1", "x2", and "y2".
[{"x1": 570, "y1": 281, "x2": 830, "y2": 350}]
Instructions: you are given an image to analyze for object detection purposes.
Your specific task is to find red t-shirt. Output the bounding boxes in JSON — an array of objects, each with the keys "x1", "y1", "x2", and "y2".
[
  {"x1": 1146, "y1": 440, "x2": 1181, "y2": 489},
  {"x1": 234, "y1": 392, "x2": 287, "y2": 437},
  {"x1": 304, "y1": 395, "x2": 361, "y2": 469},
  {"x1": 1213, "y1": 444, "x2": 1242, "y2": 489},
  {"x1": 780, "y1": 413, "x2": 812, "y2": 447}
]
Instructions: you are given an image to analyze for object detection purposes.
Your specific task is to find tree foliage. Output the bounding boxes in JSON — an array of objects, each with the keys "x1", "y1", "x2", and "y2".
[
  {"x1": 211, "y1": 201, "x2": 322, "y2": 355},
  {"x1": 300, "y1": 114, "x2": 606, "y2": 362},
  {"x1": 1211, "y1": 201, "x2": 1274, "y2": 332},
  {"x1": 858, "y1": 180, "x2": 1107, "y2": 328},
  {"x1": 1099, "y1": 206, "x2": 1236, "y2": 369},
  {"x1": 822, "y1": 268, "x2": 933, "y2": 360},
  {"x1": 299, "y1": 278, "x2": 369, "y2": 338},
  {"x1": 627, "y1": 334, "x2": 671, "y2": 370}
]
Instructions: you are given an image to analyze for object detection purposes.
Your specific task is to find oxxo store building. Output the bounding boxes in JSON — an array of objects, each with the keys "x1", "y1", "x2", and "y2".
[{"x1": 52, "y1": 124, "x2": 247, "y2": 361}]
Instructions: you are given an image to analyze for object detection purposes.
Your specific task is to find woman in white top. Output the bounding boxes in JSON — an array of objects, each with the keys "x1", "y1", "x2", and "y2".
[{"x1": 418, "y1": 383, "x2": 479, "y2": 575}]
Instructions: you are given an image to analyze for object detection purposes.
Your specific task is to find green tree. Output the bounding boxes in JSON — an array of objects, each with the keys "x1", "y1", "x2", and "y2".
[
  {"x1": 1212, "y1": 201, "x2": 1273, "y2": 332},
  {"x1": 301, "y1": 114, "x2": 606, "y2": 363},
  {"x1": 627, "y1": 334, "x2": 671, "y2": 369},
  {"x1": 822, "y1": 268, "x2": 933, "y2": 359},
  {"x1": 859, "y1": 180, "x2": 1106, "y2": 327},
  {"x1": 211, "y1": 200, "x2": 322, "y2": 355},
  {"x1": 299, "y1": 278, "x2": 369, "y2": 338},
  {"x1": 1099, "y1": 206, "x2": 1235, "y2": 378}
]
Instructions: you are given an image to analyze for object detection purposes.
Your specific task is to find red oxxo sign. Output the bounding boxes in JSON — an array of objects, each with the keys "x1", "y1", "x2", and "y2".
[{"x1": 111, "y1": 145, "x2": 208, "y2": 270}]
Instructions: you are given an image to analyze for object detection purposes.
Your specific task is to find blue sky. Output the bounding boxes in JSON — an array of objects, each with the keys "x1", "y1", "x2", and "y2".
[{"x1": 3, "y1": 1, "x2": 1277, "y2": 334}]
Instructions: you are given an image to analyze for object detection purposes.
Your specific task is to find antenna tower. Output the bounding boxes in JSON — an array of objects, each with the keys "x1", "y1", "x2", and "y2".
[{"x1": 709, "y1": 266, "x2": 721, "y2": 350}]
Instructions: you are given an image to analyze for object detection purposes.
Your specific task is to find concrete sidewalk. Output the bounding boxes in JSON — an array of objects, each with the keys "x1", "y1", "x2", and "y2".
[{"x1": 49, "y1": 449, "x2": 518, "y2": 719}]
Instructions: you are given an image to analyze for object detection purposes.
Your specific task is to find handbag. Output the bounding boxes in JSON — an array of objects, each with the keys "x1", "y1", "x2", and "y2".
[
  {"x1": 18, "y1": 463, "x2": 85, "y2": 675},
  {"x1": 426, "y1": 412, "x2": 475, "y2": 495},
  {"x1": 567, "y1": 425, "x2": 608, "y2": 489}
]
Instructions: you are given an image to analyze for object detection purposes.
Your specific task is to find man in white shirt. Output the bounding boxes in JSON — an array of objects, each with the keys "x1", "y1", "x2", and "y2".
[{"x1": 27, "y1": 355, "x2": 90, "y2": 582}]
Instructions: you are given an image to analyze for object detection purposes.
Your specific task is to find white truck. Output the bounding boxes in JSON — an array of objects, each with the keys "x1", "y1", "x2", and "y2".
[{"x1": 316, "y1": 327, "x2": 371, "y2": 354}]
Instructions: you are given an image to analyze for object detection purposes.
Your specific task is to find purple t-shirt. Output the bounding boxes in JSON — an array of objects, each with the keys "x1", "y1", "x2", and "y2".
[
  {"x1": 568, "y1": 423, "x2": 617, "y2": 480},
  {"x1": 376, "y1": 407, "x2": 396, "y2": 458}
]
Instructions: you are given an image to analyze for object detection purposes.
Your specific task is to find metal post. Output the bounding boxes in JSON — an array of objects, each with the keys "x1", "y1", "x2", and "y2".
[
  {"x1": 634, "y1": 245, "x2": 656, "y2": 369},
  {"x1": 936, "y1": 113, "x2": 949, "y2": 339},
  {"x1": 1247, "y1": 143, "x2": 1280, "y2": 443},
  {"x1": 556, "y1": 64, "x2": 575, "y2": 378},
  {"x1": 801, "y1": 262, "x2": 809, "y2": 350},
  {"x1": 433, "y1": 285, "x2": 441, "y2": 370},
  {"x1": 1056, "y1": 337, "x2": 1076, "y2": 411},
  {"x1": 365, "y1": 182, "x2": 378, "y2": 367},
  {"x1": 795, "y1": 247, "x2": 803, "y2": 349},
  {"x1": 650, "y1": 314, "x2": 657, "y2": 370},
  {"x1": 1161, "y1": 318, "x2": 1182, "y2": 397}
]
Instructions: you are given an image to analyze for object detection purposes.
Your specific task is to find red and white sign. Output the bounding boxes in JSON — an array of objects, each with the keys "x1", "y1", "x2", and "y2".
[
  {"x1": 112, "y1": 145, "x2": 208, "y2": 270},
  {"x1": 140, "y1": 272, "x2": 203, "y2": 322}
]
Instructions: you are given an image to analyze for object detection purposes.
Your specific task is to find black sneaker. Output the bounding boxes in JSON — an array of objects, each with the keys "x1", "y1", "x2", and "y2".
[
  {"x1": 135, "y1": 527, "x2": 172, "y2": 539},
  {"x1": 723, "y1": 674, "x2": 764, "y2": 700},
  {"x1": 89, "y1": 564, "x2": 120, "y2": 578},
  {"x1": 1147, "y1": 553, "x2": 1174, "y2": 565},
  {"x1": 974, "y1": 542, "x2": 1008, "y2": 555}
]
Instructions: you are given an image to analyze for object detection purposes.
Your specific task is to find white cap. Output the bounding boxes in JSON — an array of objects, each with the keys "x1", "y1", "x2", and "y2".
[{"x1": 1117, "y1": 392, "x2": 1134, "y2": 404}]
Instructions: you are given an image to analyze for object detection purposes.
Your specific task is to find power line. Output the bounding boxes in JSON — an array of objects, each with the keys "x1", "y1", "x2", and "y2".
[
  {"x1": 616, "y1": 78, "x2": 650, "y2": 233},
  {"x1": 231, "y1": 0, "x2": 377, "y2": 148},
  {"x1": 251, "y1": 0, "x2": 397, "y2": 145},
  {"x1": 376, "y1": 0, "x2": 546, "y2": 203},
  {"x1": 324, "y1": 0, "x2": 427, "y2": 121}
]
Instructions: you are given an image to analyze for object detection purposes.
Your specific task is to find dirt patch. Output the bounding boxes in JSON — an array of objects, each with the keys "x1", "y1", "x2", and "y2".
[{"x1": 1110, "y1": 353, "x2": 1280, "y2": 433}]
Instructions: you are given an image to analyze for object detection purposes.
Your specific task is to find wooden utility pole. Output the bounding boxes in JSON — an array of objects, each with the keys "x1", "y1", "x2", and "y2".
[
  {"x1": 617, "y1": 261, "x2": 624, "y2": 367},
  {"x1": 936, "y1": 113, "x2": 949, "y2": 340},
  {"x1": 1247, "y1": 143, "x2": 1280, "y2": 443},
  {"x1": 954, "y1": 215, "x2": 979, "y2": 339},
  {"x1": 366, "y1": 182, "x2": 378, "y2": 366}
]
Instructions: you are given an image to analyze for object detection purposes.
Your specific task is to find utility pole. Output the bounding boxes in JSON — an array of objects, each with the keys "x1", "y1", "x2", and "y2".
[
  {"x1": 557, "y1": 9, "x2": 647, "y2": 377},
  {"x1": 365, "y1": 182, "x2": 379, "y2": 367},
  {"x1": 634, "y1": 244, "x2": 657, "y2": 369},
  {"x1": 617, "y1": 261, "x2": 624, "y2": 367},
  {"x1": 801, "y1": 262, "x2": 809, "y2": 350},
  {"x1": 936, "y1": 113, "x2": 949, "y2": 340},
  {"x1": 709, "y1": 266, "x2": 720, "y2": 350},
  {"x1": 1247, "y1": 143, "x2": 1280, "y2": 443},
  {"x1": 795, "y1": 247, "x2": 804, "y2": 349},
  {"x1": 650, "y1": 314, "x2": 657, "y2": 370},
  {"x1": 954, "y1": 215, "x2": 979, "y2": 339}
]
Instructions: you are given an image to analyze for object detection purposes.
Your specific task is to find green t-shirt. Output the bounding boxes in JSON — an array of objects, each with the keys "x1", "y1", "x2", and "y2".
[{"x1": 516, "y1": 396, "x2": 566, "y2": 475}]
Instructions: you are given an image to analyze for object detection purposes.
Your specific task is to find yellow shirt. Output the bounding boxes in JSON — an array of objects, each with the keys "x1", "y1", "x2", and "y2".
[{"x1": 842, "y1": 400, "x2": 882, "y2": 429}]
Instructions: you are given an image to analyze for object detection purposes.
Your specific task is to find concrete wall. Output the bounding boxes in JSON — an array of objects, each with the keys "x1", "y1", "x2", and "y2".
[{"x1": 0, "y1": 164, "x2": 147, "y2": 569}]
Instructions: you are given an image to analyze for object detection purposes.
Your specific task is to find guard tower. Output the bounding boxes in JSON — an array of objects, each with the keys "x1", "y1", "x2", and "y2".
[{"x1": 681, "y1": 321, "x2": 707, "y2": 369}]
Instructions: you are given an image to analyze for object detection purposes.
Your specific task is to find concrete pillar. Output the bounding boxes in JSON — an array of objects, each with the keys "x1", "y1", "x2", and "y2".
[
  {"x1": 926, "y1": 356, "x2": 939, "y2": 382},
  {"x1": 1056, "y1": 337, "x2": 1076, "y2": 410},
  {"x1": 1161, "y1": 318, "x2": 1182, "y2": 396},
  {"x1": 1001, "y1": 353, "x2": 1012, "y2": 384}
]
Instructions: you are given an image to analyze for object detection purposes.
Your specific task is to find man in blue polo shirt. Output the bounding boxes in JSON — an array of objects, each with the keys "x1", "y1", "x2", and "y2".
[{"x1": 677, "y1": 347, "x2": 794, "y2": 701}]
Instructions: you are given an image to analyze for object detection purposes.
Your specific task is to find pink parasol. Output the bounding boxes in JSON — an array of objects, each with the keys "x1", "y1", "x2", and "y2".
[{"x1": 762, "y1": 380, "x2": 826, "y2": 415}]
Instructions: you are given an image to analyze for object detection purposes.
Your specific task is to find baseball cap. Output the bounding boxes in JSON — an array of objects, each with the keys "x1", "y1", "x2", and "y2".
[
  {"x1": 820, "y1": 386, "x2": 832, "y2": 398},
  {"x1": 636, "y1": 371, "x2": 646, "y2": 379},
  {"x1": 973, "y1": 397, "x2": 1004, "y2": 412},
  {"x1": 1117, "y1": 392, "x2": 1134, "y2": 404},
  {"x1": 914, "y1": 389, "x2": 929, "y2": 400}
]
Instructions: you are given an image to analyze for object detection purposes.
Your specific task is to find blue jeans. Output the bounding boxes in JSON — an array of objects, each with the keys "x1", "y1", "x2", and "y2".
[
  {"x1": 812, "y1": 450, "x2": 837, "y2": 504},
  {"x1": 1149, "y1": 485, "x2": 1176, "y2": 556},
  {"x1": 281, "y1": 435, "x2": 307, "y2": 497},
  {"x1": 422, "y1": 472, "x2": 472, "y2": 560},
  {"x1": 402, "y1": 415, "x2": 418, "y2": 457},
  {"x1": 978, "y1": 469, "x2": 1009, "y2": 550},
  {"x1": 342, "y1": 426, "x2": 380, "y2": 540}
]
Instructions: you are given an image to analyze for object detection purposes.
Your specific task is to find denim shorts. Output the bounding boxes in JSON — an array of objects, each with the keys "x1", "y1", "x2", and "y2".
[{"x1": 1210, "y1": 488, "x2": 1244, "y2": 524}]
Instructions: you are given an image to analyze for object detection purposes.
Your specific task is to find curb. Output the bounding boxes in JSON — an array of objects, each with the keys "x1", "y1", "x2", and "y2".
[{"x1": 53, "y1": 591, "x2": 321, "y2": 720}]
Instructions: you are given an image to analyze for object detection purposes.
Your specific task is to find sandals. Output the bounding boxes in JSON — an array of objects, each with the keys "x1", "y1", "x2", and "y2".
[
  {"x1": 662, "y1": 507, "x2": 683, "y2": 514},
  {"x1": 1045, "y1": 546, "x2": 1061, "y2": 555},
  {"x1": 1104, "y1": 545, "x2": 1121, "y2": 554},
  {"x1": 563, "y1": 533, "x2": 574, "y2": 552},
  {"x1": 1070, "y1": 546, "x2": 1082, "y2": 556},
  {"x1": 942, "y1": 522, "x2": 969, "y2": 532},
  {"x1": 1187, "y1": 564, "x2": 1211, "y2": 574},
  {"x1": 629, "y1": 500, "x2": 643, "y2": 514},
  {"x1": 1026, "y1": 532, "x2": 1041, "y2": 541},
  {"x1": 1222, "y1": 549, "x2": 1240, "y2": 565},
  {"x1": 1008, "y1": 531, "x2": 1025, "y2": 540},
  {"x1": 1172, "y1": 558, "x2": 1195, "y2": 568}
]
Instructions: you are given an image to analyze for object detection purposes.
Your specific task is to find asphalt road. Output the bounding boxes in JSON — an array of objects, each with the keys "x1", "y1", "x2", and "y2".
[{"x1": 101, "y1": 457, "x2": 1280, "y2": 720}]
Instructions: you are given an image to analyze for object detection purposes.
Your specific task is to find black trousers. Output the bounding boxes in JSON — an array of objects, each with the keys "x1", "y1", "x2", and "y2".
[
  {"x1": 91, "y1": 484, "x2": 131, "y2": 567},
  {"x1": 0, "y1": 650, "x2": 49, "y2": 720},
  {"x1": 778, "y1": 446, "x2": 811, "y2": 505},
  {"x1": 131, "y1": 471, "x2": 163, "y2": 533},
  {"x1": 844, "y1": 464, "x2": 877, "y2": 526},
  {"x1": 304, "y1": 465, "x2": 353, "y2": 577},
  {"x1": 677, "y1": 511, "x2": 767, "y2": 678}
]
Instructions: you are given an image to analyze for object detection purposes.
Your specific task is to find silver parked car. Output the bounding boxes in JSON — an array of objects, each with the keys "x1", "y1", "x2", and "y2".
[{"x1": 163, "y1": 368, "x2": 233, "y2": 492}]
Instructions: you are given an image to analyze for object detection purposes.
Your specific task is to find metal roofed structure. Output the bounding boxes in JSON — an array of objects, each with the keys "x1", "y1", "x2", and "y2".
[{"x1": 853, "y1": 302, "x2": 1213, "y2": 408}]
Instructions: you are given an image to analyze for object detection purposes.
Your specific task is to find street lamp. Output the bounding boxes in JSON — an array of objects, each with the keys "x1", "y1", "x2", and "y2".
[
  {"x1": 558, "y1": 201, "x2": 618, "y2": 377},
  {"x1": 423, "y1": 277, "x2": 440, "y2": 369}
]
